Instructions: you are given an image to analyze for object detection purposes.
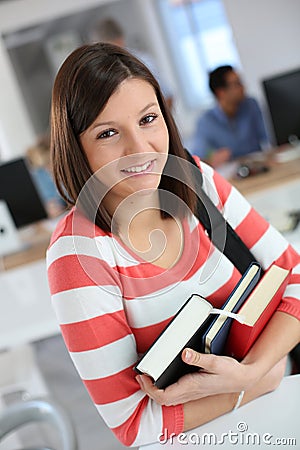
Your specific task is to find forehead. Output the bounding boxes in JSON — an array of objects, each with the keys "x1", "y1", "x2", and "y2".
[
  {"x1": 225, "y1": 70, "x2": 240, "y2": 82},
  {"x1": 100, "y1": 77, "x2": 157, "y2": 117}
]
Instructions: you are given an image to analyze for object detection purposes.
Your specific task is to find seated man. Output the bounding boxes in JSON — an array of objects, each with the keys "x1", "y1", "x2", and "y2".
[{"x1": 192, "y1": 65, "x2": 270, "y2": 168}]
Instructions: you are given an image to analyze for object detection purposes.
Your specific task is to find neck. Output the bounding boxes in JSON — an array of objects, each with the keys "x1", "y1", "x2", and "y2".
[
  {"x1": 219, "y1": 100, "x2": 238, "y2": 118},
  {"x1": 109, "y1": 190, "x2": 162, "y2": 235}
]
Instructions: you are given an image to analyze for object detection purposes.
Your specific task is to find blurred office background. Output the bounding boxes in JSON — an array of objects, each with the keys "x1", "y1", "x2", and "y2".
[
  {"x1": 0, "y1": 1, "x2": 300, "y2": 449},
  {"x1": 1, "y1": 0, "x2": 300, "y2": 161}
]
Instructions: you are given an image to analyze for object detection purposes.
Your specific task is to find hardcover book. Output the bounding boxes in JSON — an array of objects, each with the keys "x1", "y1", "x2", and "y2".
[
  {"x1": 225, "y1": 264, "x2": 290, "y2": 360},
  {"x1": 134, "y1": 263, "x2": 261, "y2": 389},
  {"x1": 202, "y1": 262, "x2": 261, "y2": 355}
]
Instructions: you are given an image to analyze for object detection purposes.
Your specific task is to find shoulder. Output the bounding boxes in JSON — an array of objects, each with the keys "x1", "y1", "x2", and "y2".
[
  {"x1": 243, "y1": 96, "x2": 260, "y2": 111},
  {"x1": 192, "y1": 156, "x2": 234, "y2": 207},
  {"x1": 48, "y1": 209, "x2": 73, "y2": 247},
  {"x1": 46, "y1": 209, "x2": 118, "y2": 287},
  {"x1": 33, "y1": 167, "x2": 50, "y2": 180},
  {"x1": 48, "y1": 207, "x2": 109, "y2": 247}
]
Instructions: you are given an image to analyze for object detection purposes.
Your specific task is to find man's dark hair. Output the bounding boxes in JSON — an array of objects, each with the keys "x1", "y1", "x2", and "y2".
[{"x1": 208, "y1": 65, "x2": 234, "y2": 95}]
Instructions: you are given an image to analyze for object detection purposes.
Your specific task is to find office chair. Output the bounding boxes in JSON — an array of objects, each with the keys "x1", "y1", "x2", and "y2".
[{"x1": 0, "y1": 397, "x2": 78, "y2": 450}]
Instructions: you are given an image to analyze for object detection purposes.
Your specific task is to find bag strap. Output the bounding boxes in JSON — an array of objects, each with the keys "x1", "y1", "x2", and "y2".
[{"x1": 184, "y1": 149, "x2": 259, "y2": 274}]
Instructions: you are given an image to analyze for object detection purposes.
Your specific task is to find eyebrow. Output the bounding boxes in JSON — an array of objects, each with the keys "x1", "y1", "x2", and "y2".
[{"x1": 91, "y1": 102, "x2": 159, "y2": 130}]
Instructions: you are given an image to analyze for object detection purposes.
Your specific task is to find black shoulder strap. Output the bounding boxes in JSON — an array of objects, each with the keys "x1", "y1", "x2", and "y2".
[{"x1": 184, "y1": 149, "x2": 259, "y2": 274}]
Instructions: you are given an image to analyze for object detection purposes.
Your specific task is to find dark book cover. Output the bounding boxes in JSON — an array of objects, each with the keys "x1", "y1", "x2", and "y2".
[
  {"x1": 134, "y1": 263, "x2": 262, "y2": 389},
  {"x1": 202, "y1": 262, "x2": 262, "y2": 355},
  {"x1": 150, "y1": 314, "x2": 213, "y2": 389}
]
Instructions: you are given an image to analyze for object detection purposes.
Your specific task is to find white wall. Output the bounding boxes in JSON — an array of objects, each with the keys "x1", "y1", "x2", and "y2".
[
  {"x1": 0, "y1": 0, "x2": 118, "y2": 33},
  {"x1": 223, "y1": 0, "x2": 300, "y2": 100},
  {"x1": 222, "y1": 0, "x2": 300, "y2": 142},
  {"x1": 0, "y1": 37, "x2": 35, "y2": 159}
]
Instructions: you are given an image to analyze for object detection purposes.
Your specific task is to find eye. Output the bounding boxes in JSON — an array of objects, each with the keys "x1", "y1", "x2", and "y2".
[
  {"x1": 140, "y1": 113, "x2": 158, "y2": 126},
  {"x1": 97, "y1": 129, "x2": 117, "y2": 139}
]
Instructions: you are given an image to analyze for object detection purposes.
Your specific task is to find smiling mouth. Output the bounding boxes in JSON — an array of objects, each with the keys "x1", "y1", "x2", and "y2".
[{"x1": 121, "y1": 160, "x2": 155, "y2": 175}]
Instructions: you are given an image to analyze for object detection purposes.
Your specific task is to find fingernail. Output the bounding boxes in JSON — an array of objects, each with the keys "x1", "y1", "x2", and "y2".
[
  {"x1": 184, "y1": 348, "x2": 193, "y2": 362},
  {"x1": 136, "y1": 375, "x2": 144, "y2": 388}
]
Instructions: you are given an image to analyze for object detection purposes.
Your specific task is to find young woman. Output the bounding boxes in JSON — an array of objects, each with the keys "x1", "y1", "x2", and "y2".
[{"x1": 47, "y1": 43, "x2": 300, "y2": 447}]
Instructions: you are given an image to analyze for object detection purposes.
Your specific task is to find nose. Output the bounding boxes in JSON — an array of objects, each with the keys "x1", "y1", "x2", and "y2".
[{"x1": 123, "y1": 128, "x2": 148, "y2": 156}]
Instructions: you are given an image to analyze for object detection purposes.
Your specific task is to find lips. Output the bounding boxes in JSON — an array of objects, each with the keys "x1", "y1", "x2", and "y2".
[{"x1": 121, "y1": 160, "x2": 155, "y2": 175}]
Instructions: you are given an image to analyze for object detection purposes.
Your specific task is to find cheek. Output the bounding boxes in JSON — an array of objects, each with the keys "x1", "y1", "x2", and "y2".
[
  {"x1": 89, "y1": 156, "x2": 109, "y2": 174},
  {"x1": 85, "y1": 145, "x2": 119, "y2": 176},
  {"x1": 157, "y1": 124, "x2": 169, "y2": 154},
  {"x1": 92, "y1": 159, "x2": 121, "y2": 188}
]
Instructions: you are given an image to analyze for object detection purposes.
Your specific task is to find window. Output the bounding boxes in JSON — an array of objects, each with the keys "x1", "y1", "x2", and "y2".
[{"x1": 156, "y1": 0, "x2": 241, "y2": 108}]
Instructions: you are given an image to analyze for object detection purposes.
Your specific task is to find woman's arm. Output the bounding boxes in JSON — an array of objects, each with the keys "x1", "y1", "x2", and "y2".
[
  {"x1": 183, "y1": 310, "x2": 299, "y2": 431},
  {"x1": 47, "y1": 227, "x2": 186, "y2": 447},
  {"x1": 241, "y1": 311, "x2": 300, "y2": 379},
  {"x1": 137, "y1": 310, "x2": 299, "y2": 405},
  {"x1": 136, "y1": 293, "x2": 299, "y2": 431},
  {"x1": 183, "y1": 356, "x2": 286, "y2": 431},
  {"x1": 137, "y1": 349, "x2": 287, "y2": 432}
]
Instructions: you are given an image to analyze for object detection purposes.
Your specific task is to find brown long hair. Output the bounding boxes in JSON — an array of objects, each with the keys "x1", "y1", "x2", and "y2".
[{"x1": 50, "y1": 42, "x2": 197, "y2": 232}]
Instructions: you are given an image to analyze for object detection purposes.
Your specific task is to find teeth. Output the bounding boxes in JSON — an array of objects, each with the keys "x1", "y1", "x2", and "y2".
[{"x1": 122, "y1": 161, "x2": 152, "y2": 173}]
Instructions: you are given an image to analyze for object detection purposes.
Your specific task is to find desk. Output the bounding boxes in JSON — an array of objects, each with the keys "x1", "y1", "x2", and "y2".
[
  {"x1": 229, "y1": 154, "x2": 300, "y2": 196},
  {"x1": 245, "y1": 178, "x2": 300, "y2": 254},
  {"x1": 1, "y1": 223, "x2": 51, "y2": 271},
  {"x1": 229, "y1": 155, "x2": 300, "y2": 253},
  {"x1": 140, "y1": 374, "x2": 300, "y2": 449}
]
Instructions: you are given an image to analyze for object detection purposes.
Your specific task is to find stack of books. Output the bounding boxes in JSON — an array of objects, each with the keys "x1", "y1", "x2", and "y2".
[{"x1": 134, "y1": 263, "x2": 290, "y2": 389}]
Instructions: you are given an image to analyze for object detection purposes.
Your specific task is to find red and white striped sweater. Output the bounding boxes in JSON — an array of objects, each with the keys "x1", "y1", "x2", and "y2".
[{"x1": 47, "y1": 161, "x2": 300, "y2": 447}]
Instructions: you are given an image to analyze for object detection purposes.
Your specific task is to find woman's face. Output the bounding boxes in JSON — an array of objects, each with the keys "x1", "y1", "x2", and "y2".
[{"x1": 80, "y1": 78, "x2": 169, "y2": 208}]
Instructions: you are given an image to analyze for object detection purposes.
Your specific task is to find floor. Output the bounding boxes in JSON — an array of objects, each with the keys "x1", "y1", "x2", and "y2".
[
  {"x1": 34, "y1": 334, "x2": 132, "y2": 450},
  {"x1": 0, "y1": 335, "x2": 132, "y2": 450}
]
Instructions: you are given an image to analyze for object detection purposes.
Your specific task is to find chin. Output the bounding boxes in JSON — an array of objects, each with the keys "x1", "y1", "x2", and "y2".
[{"x1": 134, "y1": 187, "x2": 158, "y2": 197}]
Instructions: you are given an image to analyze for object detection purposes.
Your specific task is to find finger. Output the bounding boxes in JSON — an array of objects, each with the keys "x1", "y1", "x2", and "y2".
[
  {"x1": 136, "y1": 375, "x2": 167, "y2": 405},
  {"x1": 182, "y1": 348, "x2": 219, "y2": 372},
  {"x1": 136, "y1": 374, "x2": 153, "y2": 390},
  {"x1": 136, "y1": 375, "x2": 163, "y2": 396}
]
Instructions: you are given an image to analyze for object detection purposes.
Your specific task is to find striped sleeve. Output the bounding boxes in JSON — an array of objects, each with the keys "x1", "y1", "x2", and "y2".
[
  {"x1": 200, "y1": 161, "x2": 300, "y2": 320},
  {"x1": 47, "y1": 226, "x2": 183, "y2": 447}
]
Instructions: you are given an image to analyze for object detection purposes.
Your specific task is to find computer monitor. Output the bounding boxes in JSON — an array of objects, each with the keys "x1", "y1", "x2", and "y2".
[
  {"x1": 262, "y1": 67, "x2": 300, "y2": 146},
  {"x1": 0, "y1": 157, "x2": 48, "y2": 229}
]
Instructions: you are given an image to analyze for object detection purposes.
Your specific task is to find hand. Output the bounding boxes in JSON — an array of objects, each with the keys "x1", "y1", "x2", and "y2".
[
  {"x1": 136, "y1": 349, "x2": 287, "y2": 408},
  {"x1": 136, "y1": 348, "x2": 248, "y2": 406},
  {"x1": 208, "y1": 147, "x2": 231, "y2": 168}
]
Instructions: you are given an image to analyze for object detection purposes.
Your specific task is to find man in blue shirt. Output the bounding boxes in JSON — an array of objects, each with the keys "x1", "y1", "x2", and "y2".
[{"x1": 192, "y1": 65, "x2": 270, "y2": 168}]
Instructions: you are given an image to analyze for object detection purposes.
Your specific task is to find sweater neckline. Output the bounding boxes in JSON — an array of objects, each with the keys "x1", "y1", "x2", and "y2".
[{"x1": 113, "y1": 217, "x2": 196, "y2": 277}]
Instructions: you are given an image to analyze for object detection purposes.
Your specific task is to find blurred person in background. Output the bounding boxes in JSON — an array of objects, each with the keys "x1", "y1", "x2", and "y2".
[
  {"x1": 26, "y1": 134, "x2": 66, "y2": 218},
  {"x1": 89, "y1": 17, "x2": 174, "y2": 110},
  {"x1": 192, "y1": 65, "x2": 270, "y2": 168}
]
